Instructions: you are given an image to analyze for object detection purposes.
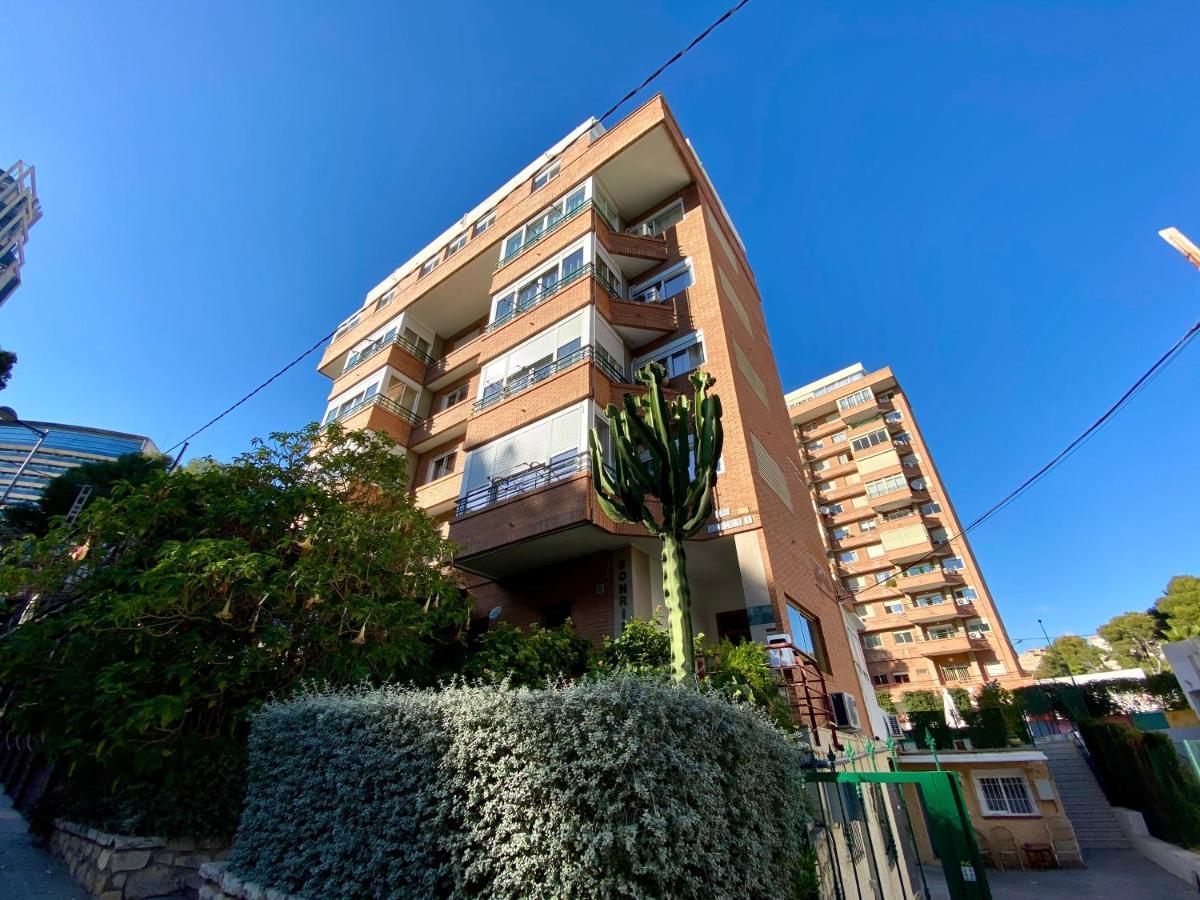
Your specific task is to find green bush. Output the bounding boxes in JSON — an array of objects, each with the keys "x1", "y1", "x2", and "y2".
[
  {"x1": 704, "y1": 638, "x2": 795, "y2": 731},
  {"x1": 947, "y1": 686, "x2": 972, "y2": 713},
  {"x1": 906, "y1": 711, "x2": 955, "y2": 749},
  {"x1": 875, "y1": 691, "x2": 897, "y2": 715},
  {"x1": 593, "y1": 616, "x2": 671, "y2": 675},
  {"x1": 229, "y1": 678, "x2": 812, "y2": 899},
  {"x1": 1079, "y1": 719, "x2": 1200, "y2": 848},
  {"x1": 900, "y1": 689, "x2": 940, "y2": 713},
  {"x1": 460, "y1": 620, "x2": 590, "y2": 687}
]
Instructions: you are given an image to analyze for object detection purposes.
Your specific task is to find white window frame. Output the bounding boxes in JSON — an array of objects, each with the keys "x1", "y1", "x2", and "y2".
[
  {"x1": 490, "y1": 237, "x2": 590, "y2": 325},
  {"x1": 532, "y1": 160, "x2": 560, "y2": 191},
  {"x1": 838, "y1": 387, "x2": 874, "y2": 411},
  {"x1": 419, "y1": 253, "x2": 441, "y2": 278},
  {"x1": 628, "y1": 199, "x2": 685, "y2": 238},
  {"x1": 972, "y1": 770, "x2": 1039, "y2": 818},
  {"x1": 446, "y1": 231, "x2": 468, "y2": 258},
  {"x1": 629, "y1": 258, "x2": 693, "y2": 304},
  {"x1": 883, "y1": 601, "x2": 904, "y2": 615},
  {"x1": 631, "y1": 330, "x2": 706, "y2": 379},
  {"x1": 428, "y1": 450, "x2": 458, "y2": 483},
  {"x1": 839, "y1": 550, "x2": 859, "y2": 563},
  {"x1": 860, "y1": 519, "x2": 878, "y2": 533},
  {"x1": 442, "y1": 384, "x2": 469, "y2": 410},
  {"x1": 478, "y1": 311, "x2": 589, "y2": 404},
  {"x1": 501, "y1": 183, "x2": 588, "y2": 263},
  {"x1": 472, "y1": 212, "x2": 495, "y2": 237},
  {"x1": 863, "y1": 633, "x2": 884, "y2": 649},
  {"x1": 893, "y1": 630, "x2": 914, "y2": 645}
]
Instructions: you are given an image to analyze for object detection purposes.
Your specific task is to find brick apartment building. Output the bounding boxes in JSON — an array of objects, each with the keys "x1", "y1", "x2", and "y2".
[
  {"x1": 786, "y1": 363, "x2": 1026, "y2": 700},
  {"x1": 314, "y1": 95, "x2": 883, "y2": 742}
]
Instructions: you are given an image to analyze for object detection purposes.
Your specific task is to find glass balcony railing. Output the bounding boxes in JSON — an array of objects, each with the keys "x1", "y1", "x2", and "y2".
[{"x1": 455, "y1": 451, "x2": 590, "y2": 516}]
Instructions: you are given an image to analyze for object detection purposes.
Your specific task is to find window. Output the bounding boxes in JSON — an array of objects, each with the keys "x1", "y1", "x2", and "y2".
[
  {"x1": 884, "y1": 410, "x2": 904, "y2": 423},
  {"x1": 966, "y1": 618, "x2": 992, "y2": 636},
  {"x1": 501, "y1": 185, "x2": 586, "y2": 261},
  {"x1": 978, "y1": 772, "x2": 1039, "y2": 816},
  {"x1": 472, "y1": 212, "x2": 495, "y2": 237},
  {"x1": 954, "y1": 588, "x2": 978, "y2": 603},
  {"x1": 927, "y1": 624, "x2": 956, "y2": 641},
  {"x1": 786, "y1": 603, "x2": 827, "y2": 671},
  {"x1": 629, "y1": 200, "x2": 685, "y2": 237},
  {"x1": 822, "y1": 502, "x2": 844, "y2": 515},
  {"x1": 634, "y1": 332, "x2": 705, "y2": 378},
  {"x1": 893, "y1": 631, "x2": 914, "y2": 645},
  {"x1": 838, "y1": 388, "x2": 874, "y2": 411},
  {"x1": 831, "y1": 527, "x2": 851, "y2": 541},
  {"x1": 866, "y1": 473, "x2": 907, "y2": 498},
  {"x1": 943, "y1": 557, "x2": 965, "y2": 571},
  {"x1": 892, "y1": 672, "x2": 911, "y2": 684},
  {"x1": 871, "y1": 674, "x2": 889, "y2": 685},
  {"x1": 807, "y1": 440, "x2": 824, "y2": 452},
  {"x1": 866, "y1": 545, "x2": 886, "y2": 559},
  {"x1": 984, "y1": 661, "x2": 1007, "y2": 677},
  {"x1": 860, "y1": 519, "x2": 878, "y2": 533},
  {"x1": 851, "y1": 428, "x2": 889, "y2": 452},
  {"x1": 479, "y1": 313, "x2": 585, "y2": 406},
  {"x1": 811, "y1": 459, "x2": 829, "y2": 473},
  {"x1": 863, "y1": 634, "x2": 884, "y2": 649},
  {"x1": 533, "y1": 161, "x2": 560, "y2": 191},
  {"x1": 420, "y1": 252, "x2": 443, "y2": 277},
  {"x1": 921, "y1": 501, "x2": 942, "y2": 515},
  {"x1": 595, "y1": 256, "x2": 623, "y2": 297},
  {"x1": 334, "y1": 314, "x2": 360, "y2": 340},
  {"x1": 855, "y1": 603, "x2": 874, "y2": 619},
  {"x1": 442, "y1": 384, "x2": 469, "y2": 410},
  {"x1": 428, "y1": 451, "x2": 457, "y2": 482},
  {"x1": 818, "y1": 479, "x2": 837, "y2": 492},
  {"x1": 914, "y1": 593, "x2": 944, "y2": 608},
  {"x1": 909, "y1": 477, "x2": 927, "y2": 490},
  {"x1": 492, "y1": 244, "x2": 586, "y2": 325},
  {"x1": 831, "y1": 431, "x2": 847, "y2": 443},
  {"x1": 446, "y1": 231, "x2": 468, "y2": 258},
  {"x1": 631, "y1": 261, "x2": 693, "y2": 304},
  {"x1": 852, "y1": 496, "x2": 870, "y2": 508},
  {"x1": 839, "y1": 550, "x2": 859, "y2": 563},
  {"x1": 883, "y1": 601, "x2": 904, "y2": 615},
  {"x1": 930, "y1": 528, "x2": 949, "y2": 544},
  {"x1": 375, "y1": 289, "x2": 395, "y2": 312},
  {"x1": 943, "y1": 664, "x2": 971, "y2": 683}
]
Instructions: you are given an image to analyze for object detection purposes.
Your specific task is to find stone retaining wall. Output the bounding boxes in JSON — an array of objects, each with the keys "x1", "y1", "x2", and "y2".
[
  {"x1": 49, "y1": 819, "x2": 229, "y2": 899},
  {"x1": 195, "y1": 861, "x2": 303, "y2": 900}
]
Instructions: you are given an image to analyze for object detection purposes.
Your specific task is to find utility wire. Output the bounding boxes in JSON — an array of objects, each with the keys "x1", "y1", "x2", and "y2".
[
  {"x1": 160, "y1": 0, "x2": 757, "y2": 456},
  {"x1": 843, "y1": 317, "x2": 1200, "y2": 600},
  {"x1": 598, "y1": 0, "x2": 754, "y2": 124},
  {"x1": 162, "y1": 328, "x2": 337, "y2": 454}
]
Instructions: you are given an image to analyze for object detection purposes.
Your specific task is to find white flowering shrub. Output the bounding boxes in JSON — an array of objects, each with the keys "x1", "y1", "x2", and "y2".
[{"x1": 229, "y1": 677, "x2": 811, "y2": 899}]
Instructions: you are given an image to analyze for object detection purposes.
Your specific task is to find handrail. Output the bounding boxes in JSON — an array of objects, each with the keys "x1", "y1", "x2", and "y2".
[
  {"x1": 472, "y1": 345, "x2": 628, "y2": 413},
  {"x1": 325, "y1": 393, "x2": 423, "y2": 428},
  {"x1": 497, "y1": 198, "x2": 595, "y2": 269},
  {"x1": 454, "y1": 450, "x2": 590, "y2": 517},
  {"x1": 340, "y1": 332, "x2": 436, "y2": 377},
  {"x1": 486, "y1": 262, "x2": 670, "y2": 334}
]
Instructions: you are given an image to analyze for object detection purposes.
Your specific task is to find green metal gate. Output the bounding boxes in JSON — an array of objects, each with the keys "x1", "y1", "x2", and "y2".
[{"x1": 804, "y1": 767, "x2": 990, "y2": 899}]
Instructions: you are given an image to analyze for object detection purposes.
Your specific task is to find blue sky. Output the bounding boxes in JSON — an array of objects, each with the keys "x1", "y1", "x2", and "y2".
[{"x1": 3, "y1": 1, "x2": 1198, "y2": 647}]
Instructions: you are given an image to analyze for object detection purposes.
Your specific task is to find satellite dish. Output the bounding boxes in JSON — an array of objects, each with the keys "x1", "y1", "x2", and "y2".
[{"x1": 488, "y1": 606, "x2": 502, "y2": 622}]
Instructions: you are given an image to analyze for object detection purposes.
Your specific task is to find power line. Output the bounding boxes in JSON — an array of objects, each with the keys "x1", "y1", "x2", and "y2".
[
  {"x1": 160, "y1": 1, "x2": 758, "y2": 456},
  {"x1": 162, "y1": 328, "x2": 337, "y2": 454},
  {"x1": 843, "y1": 316, "x2": 1200, "y2": 600},
  {"x1": 598, "y1": 0, "x2": 754, "y2": 124}
]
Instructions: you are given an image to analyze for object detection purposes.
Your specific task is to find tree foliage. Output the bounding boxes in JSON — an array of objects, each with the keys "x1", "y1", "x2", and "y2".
[
  {"x1": 1034, "y1": 635, "x2": 1108, "y2": 678},
  {"x1": 594, "y1": 616, "x2": 671, "y2": 675},
  {"x1": 459, "y1": 621, "x2": 591, "y2": 687},
  {"x1": 0, "y1": 425, "x2": 468, "y2": 834},
  {"x1": 704, "y1": 638, "x2": 794, "y2": 731},
  {"x1": 899, "y1": 689, "x2": 940, "y2": 713},
  {"x1": 1098, "y1": 611, "x2": 1167, "y2": 673},
  {"x1": 2, "y1": 452, "x2": 171, "y2": 538},
  {"x1": 1156, "y1": 575, "x2": 1200, "y2": 641},
  {"x1": 0, "y1": 346, "x2": 15, "y2": 390}
]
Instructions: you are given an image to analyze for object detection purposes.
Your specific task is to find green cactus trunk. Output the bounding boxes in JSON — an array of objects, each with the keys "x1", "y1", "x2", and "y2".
[{"x1": 662, "y1": 532, "x2": 696, "y2": 682}]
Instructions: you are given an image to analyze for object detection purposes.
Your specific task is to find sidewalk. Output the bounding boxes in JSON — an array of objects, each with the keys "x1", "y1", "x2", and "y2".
[
  {"x1": 922, "y1": 848, "x2": 1198, "y2": 899},
  {"x1": 0, "y1": 791, "x2": 83, "y2": 899}
]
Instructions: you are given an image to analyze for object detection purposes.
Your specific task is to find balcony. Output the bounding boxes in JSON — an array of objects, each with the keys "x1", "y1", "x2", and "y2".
[
  {"x1": 917, "y1": 632, "x2": 989, "y2": 657},
  {"x1": 896, "y1": 565, "x2": 964, "y2": 594},
  {"x1": 595, "y1": 212, "x2": 670, "y2": 270},
  {"x1": 495, "y1": 198, "x2": 598, "y2": 272},
  {"x1": 413, "y1": 471, "x2": 463, "y2": 517},
  {"x1": 838, "y1": 398, "x2": 885, "y2": 426},
  {"x1": 800, "y1": 418, "x2": 846, "y2": 442},
  {"x1": 802, "y1": 440, "x2": 847, "y2": 463},
  {"x1": 867, "y1": 484, "x2": 928, "y2": 512},
  {"x1": 819, "y1": 482, "x2": 865, "y2": 504},
  {"x1": 335, "y1": 333, "x2": 435, "y2": 388},
  {"x1": 904, "y1": 601, "x2": 964, "y2": 624},
  {"x1": 830, "y1": 530, "x2": 879, "y2": 552},
  {"x1": 327, "y1": 393, "x2": 423, "y2": 446},
  {"x1": 473, "y1": 345, "x2": 622, "y2": 415},
  {"x1": 408, "y1": 397, "x2": 471, "y2": 454},
  {"x1": 882, "y1": 537, "x2": 937, "y2": 565},
  {"x1": 424, "y1": 334, "x2": 484, "y2": 391},
  {"x1": 846, "y1": 415, "x2": 889, "y2": 440}
]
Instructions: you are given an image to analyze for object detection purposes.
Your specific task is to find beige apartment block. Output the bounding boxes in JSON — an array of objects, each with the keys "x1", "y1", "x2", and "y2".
[
  {"x1": 786, "y1": 364, "x2": 1026, "y2": 701},
  {"x1": 313, "y1": 95, "x2": 890, "y2": 747}
]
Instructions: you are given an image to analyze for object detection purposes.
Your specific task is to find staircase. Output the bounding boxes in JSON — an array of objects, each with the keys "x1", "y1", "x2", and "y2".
[{"x1": 1040, "y1": 737, "x2": 1131, "y2": 849}]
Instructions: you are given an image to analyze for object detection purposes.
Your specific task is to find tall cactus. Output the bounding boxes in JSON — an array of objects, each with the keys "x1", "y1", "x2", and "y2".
[{"x1": 589, "y1": 362, "x2": 723, "y2": 682}]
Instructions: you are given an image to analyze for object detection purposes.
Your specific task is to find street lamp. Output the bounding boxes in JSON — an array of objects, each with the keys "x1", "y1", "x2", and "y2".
[
  {"x1": 1158, "y1": 227, "x2": 1200, "y2": 271},
  {"x1": 0, "y1": 406, "x2": 50, "y2": 507}
]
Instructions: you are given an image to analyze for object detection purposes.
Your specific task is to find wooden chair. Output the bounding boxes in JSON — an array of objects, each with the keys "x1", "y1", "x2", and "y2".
[
  {"x1": 1046, "y1": 815, "x2": 1086, "y2": 868},
  {"x1": 990, "y1": 825, "x2": 1024, "y2": 870}
]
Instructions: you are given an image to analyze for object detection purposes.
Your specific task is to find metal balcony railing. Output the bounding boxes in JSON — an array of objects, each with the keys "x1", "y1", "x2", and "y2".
[
  {"x1": 497, "y1": 198, "x2": 595, "y2": 269},
  {"x1": 454, "y1": 450, "x2": 589, "y2": 517},
  {"x1": 472, "y1": 345, "x2": 626, "y2": 414},
  {"x1": 325, "y1": 393, "x2": 423, "y2": 428},
  {"x1": 340, "y1": 332, "x2": 436, "y2": 377}
]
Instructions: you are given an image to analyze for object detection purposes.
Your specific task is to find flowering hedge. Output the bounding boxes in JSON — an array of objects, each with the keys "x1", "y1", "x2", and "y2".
[{"x1": 228, "y1": 677, "x2": 812, "y2": 898}]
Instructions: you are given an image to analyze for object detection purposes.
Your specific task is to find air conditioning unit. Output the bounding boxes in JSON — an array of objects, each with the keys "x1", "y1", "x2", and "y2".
[
  {"x1": 830, "y1": 691, "x2": 862, "y2": 731},
  {"x1": 885, "y1": 714, "x2": 904, "y2": 738}
]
